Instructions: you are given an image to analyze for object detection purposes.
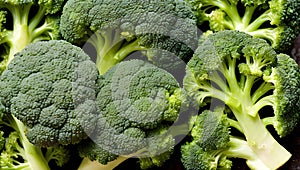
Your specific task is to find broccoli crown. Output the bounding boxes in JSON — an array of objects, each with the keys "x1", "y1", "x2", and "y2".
[
  {"x1": 186, "y1": 0, "x2": 300, "y2": 53},
  {"x1": 191, "y1": 110, "x2": 230, "y2": 150},
  {"x1": 96, "y1": 59, "x2": 182, "y2": 132},
  {"x1": 0, "y1": 40, "x2": 99, "y2": 147},
  {"x1": 138, "y1": 126, "x2": 176, "y2": 169},
  {"x1": 0, "y1": 0, "x2": 65, "y2": 74},
  {"x1": 80, "y1": 59, "x2": 182, "y2": 166},
  {"x1": 60, "y1": 0, "x2": 198, "y2": 74},
  {"x1": 183, "y1": 30, "x2": 299, "y2": 169}
]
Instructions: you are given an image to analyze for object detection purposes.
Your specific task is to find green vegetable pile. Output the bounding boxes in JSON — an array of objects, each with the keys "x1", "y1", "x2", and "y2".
[{"x1": 0, "y1": 0, "x2": 300, "y2": 170}]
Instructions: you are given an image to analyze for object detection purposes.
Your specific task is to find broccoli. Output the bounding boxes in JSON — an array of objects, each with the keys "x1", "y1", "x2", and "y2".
[
  {"x1": 0, "y1": 0, "x2": 65, "y2": 74},
  {"x1": 0, "y1": 40, "x2": 100, "y2": 147},
  {"x1": 0, "y1": 114, "x2": 70, "y2": 170},
  {"x1": 182, "y1": 30, "x2": 300, "y2": 169},
  {"x1": 185, "y1": 0, "x2": 300, "y2": 53},
  {"x1": 59, "y1": 0, "x2": 198, "y2": 75},
  {"x1": 77, "y1": 59, "x2": 185, "y2": 170}
]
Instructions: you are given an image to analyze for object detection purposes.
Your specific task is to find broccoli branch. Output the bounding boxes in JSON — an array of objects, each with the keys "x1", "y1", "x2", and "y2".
[
  {"x1": 0, "y1": 115, "x2": 50, "y2": 170},
  {"x1": 224, "y1": 137, "x2": 270, "y2": 170},
  {"x1": 0, "y1": 3, "x2": 60, "y2": 71},
  {"x1": 202, "y1": 0, "x2": 258, "y2": 31},
  {"x1": 87, "y1": 30, "x2": 147, "y2": 75},
  {"x1": 206, "y1": 53, "x2": 291, "y2": 169}
]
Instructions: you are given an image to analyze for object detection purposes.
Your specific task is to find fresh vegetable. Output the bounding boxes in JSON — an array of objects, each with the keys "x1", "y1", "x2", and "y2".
[
  {"x1": 1, "y1": 1, "x2": 300, "y2": 169},
  {"x1": 0, "y1": 0, "x2": 65, "y2": 73},
  {"x1": 182, "y1": 30, "x2": 300, "y2": 169},
  {"x1": 77, "y1": 59, "x2": 185, "y2": 170},
  {"x1": 0, "y1": 109, "x2": 70, "y2": 170},
  {"x1": 59, "y1": 0, "x2": 198, "y2": 74},
  {"x1": 185, "y1": 0, "x2": 300, "y2": 53},
  {"x1": 0, "y1": 40, "x2": 100, "y2": 147}
]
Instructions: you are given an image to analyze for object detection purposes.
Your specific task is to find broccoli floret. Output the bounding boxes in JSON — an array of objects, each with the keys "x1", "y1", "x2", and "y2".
[
  {"x1": 0, "y1": 0, "x2": 65, "y2": 74},
  {"x1": 0, "y1": 40, "x2": 100, "y2": 147},
  {"x1": 60, "y1": 0, "x2": 198, "y2": 75},
  {"x1": 137, "y1": 126, "x2": 175, "y2": 170},
  {"x1": 77, "y1": 59, "x2": 184, "y2": 170},
  {"x1": 183, "y1": 30, "x2": 300, "y2": 169},
  {"x1": 186, "y1": 0, "x2": 300, "y2": 53}
]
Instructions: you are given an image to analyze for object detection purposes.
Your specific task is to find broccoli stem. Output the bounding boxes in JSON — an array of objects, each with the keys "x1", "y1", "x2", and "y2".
[
  {"x1": 229, "y1": 106, "x2": 291, "y2": 169},
  {"x1": 5, "y1": 5, "x2": 31, "y2": 66},
  {"x1": 3, "y1": 4, "x2": 49, "y2": 68},
  {"x1": 224, "y1": 137, "x2": 270, "y2": 170},
  {"x1": 245, "y1": 28, "x2": 278, "y2": 46},
  {"x1": 78, "y1": 156, "x2": 129, "y2": 170},
  {"x1": 10, "y1": 115, "x2": 50, "y2": 170},
  {"x1": 2, "y1": 164, "x2": 31, "y2": 170},
  {"x1": 244, "y1": 10, "x2": 273, "y2": 33},
  {"x1": 90, "y1": 30, "x2": 146, "y2": 75},
  {"x1": 221, "y1": 66, "x2": 291, "y2": 169},
  {"x1": 203, "y1": 56, "x2": 291, "y2": 169},
  {"x1": 204, "y1": 0, "x2": 244, "y2": 30}
]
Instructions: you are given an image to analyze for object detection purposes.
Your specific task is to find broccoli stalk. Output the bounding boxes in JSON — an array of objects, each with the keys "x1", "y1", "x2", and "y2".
[
  {"x1": 183, "y1": 30, "x2": 300, "y2": 169},
  {"x1": 223, "y1": 137, "x2": 270, "y2": 169},
  {"x1": 0, "y1": 115, "x2": 50, "y2": 170},
  {"x1": 87, "y1": 30, "x2": 146, "y2": 74},
  {"x1": 203, "y1": 57, "x2": 291, "y2": 168},
  {"x1": 0, "y1": 0, "x2": 64, "y2": 73},
  {"x1": 185, "y1": 53, "x2": 291, "y2": 169}
]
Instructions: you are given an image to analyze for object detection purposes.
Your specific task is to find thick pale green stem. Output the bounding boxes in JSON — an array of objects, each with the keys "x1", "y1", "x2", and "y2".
[
  {"x1": 6, "y1": 5, "x2": 32, "y2": 66},
  {"x1": 244, "y1": 11, "x2": 271, "y2": 32},
  {"x1": 228, "y1": 99, "x2": 291, "y2": 169},
  {"x1": 78, "y1": 156, "x2": 129, "y2": 170},
  {"x1": 218, "y1": 58, "x2": 291, "y2": 169},
  {"x1": 97, "y1": 39, "x2": 146, "y2": 75},
  {"x1": 12, "y1": 116, "x2": 50, "y2": 170},
  {"x1": 226, "y1": 137, "x2": 270, "y2": 170}
]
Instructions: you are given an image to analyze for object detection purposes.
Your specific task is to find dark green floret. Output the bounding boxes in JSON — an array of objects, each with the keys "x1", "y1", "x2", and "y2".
[
  {"x1": 0, "y1": 40, "x2": 100, "y2": 147},
  {"x1": 77, "y1": 59, "x2": 184, "y2": 170}
]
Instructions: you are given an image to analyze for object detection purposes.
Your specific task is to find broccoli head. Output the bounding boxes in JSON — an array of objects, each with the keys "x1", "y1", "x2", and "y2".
[
  {"x1": 77, "y1": 59, "x2": 183, "y2": 169},
  {"x1": 0, "y1": 0, "x2": 65, "y2": 74},
  {"x1": 0, "y1": 40, "x2": 100, "y2": 147},
  {"x1": 186, "y1": 0, "x2": 300, "y2": 53},
  {"x1": 60, "y1": 0, "x2": 198, "y2": 74},
  {"x1": 183, "y1": 30, "x2": 300, "y2": 169}
]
